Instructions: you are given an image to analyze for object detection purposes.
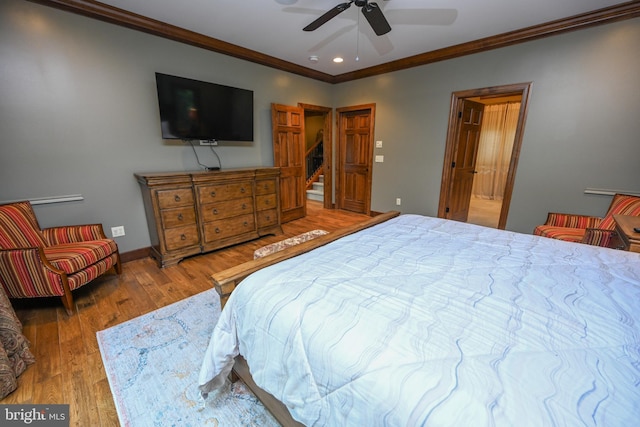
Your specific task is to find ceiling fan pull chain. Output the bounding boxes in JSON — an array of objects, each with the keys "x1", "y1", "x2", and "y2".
[{"x1": 356, "y1": 10, "x2": 361, "y2": 61}]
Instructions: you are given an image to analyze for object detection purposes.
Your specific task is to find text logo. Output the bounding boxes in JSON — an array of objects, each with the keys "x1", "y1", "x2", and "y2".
[{"x1": 1, "y1": 405, "x2": 69, "y2": 426}]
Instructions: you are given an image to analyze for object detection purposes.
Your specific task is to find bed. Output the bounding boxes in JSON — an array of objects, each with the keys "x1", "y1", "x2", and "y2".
[{"x1": 199, "y1": 213, "x2": 640, "y2": 426}]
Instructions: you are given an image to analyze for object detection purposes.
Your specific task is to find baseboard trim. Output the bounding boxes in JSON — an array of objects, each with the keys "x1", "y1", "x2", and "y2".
[{"x1": 120, "y1": 247, "x2": 150, "y2": 263}]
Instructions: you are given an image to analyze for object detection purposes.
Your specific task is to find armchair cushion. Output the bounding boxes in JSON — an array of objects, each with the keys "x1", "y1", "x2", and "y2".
[
  {"x1": 533, "y1": 226, "x2": 585, "y2": 243},
  {"x1": 0, "y1": 202, "x2": 48, "y2": 249},
  {"x1": 44, "y1": 240, "x2": 118, "y2": 274},
  {"x1": 598, "y1": 194, "x2": 640, "y2": 230},
  {"x1": 0, "y1": 286, "x2": 34, "y2": 399},
  {"x1": 43, "y1": 224, "x2": 110, "y2": 245},
  {"x1": 539, "y1": 212, "x2": 601, "y2": 229}
]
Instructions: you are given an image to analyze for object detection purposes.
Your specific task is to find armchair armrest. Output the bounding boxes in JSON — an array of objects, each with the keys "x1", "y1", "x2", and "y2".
[
  {"x1": 0, "y1": 248, "x2": 66, "y2": 298},
  {"x1": 543, "y1": 212, "x2": 602, "y2": 229},
  {"x1": 42, "y1": 224, "x2": 108, "y2": 245},
  {"x1": 582, "y1": 228, "x2": 618, "y2": 248}
]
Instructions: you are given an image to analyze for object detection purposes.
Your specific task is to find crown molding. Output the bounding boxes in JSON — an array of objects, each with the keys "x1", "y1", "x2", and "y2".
[{"x1": 28, "y1": 0, "x2": 640, "y2": 84}]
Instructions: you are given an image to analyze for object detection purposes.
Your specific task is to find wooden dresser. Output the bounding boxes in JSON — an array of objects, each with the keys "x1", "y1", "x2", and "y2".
[{"x1": 136, "y1": 168, "x2": 282, "y2": 267}]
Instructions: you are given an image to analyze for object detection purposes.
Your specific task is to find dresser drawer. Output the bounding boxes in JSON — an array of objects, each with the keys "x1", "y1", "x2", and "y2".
[
  {"x1": 255, "y1": 179, "x2": 277, "y2": 195},
  {"x1": 256, "y1": 194, "x2": 277, "y2": 211},
  {"x1": 197, "y1": 182, "x2": 253, "y2": 204},
  {"x1": 203, "y1": 214, "x2": 256, "y2": 243},
  {"x1": 161, "y1": 206, "x2": 197, "y2": 229},
  {"x1": 157, "y1": 188, "x2": 194, "y2": 209},
  {"x1": 200, "y1": 197, "x2": 254, "y2": 222},
  {"x1": 257, "y1": 208, "x2": 278, "y2": 228},
  {"x1": 163, "y1": 224, "x2": 200, "y2": 251}
]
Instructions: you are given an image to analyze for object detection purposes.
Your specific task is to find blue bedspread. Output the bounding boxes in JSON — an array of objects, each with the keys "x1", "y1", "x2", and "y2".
[{"x1": 199, "y1": 214, "x2": 640, "y2": 426}]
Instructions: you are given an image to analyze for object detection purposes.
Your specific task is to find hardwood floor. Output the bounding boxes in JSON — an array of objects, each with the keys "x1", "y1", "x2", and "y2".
[
  {"x1": 1, "y1": 201, "x2": 372, "y2": 426},
  {"x1": 467, "y1": 197, "x2": 502, "y2": 228}
]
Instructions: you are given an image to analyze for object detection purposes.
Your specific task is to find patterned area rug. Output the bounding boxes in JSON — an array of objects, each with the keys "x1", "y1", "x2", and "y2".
[
  {"x1": 97, "y1": 289, "x2": 279, "y2": 427},
  {"x1": 253, "y1": 229, "x2": 328, "y2": 259}
]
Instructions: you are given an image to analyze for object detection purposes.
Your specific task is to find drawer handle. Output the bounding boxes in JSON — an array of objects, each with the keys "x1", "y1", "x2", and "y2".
[
  {"x1": 263, "y1": 184, "x2": 269, "y2": 190},
  {"x1": 265, "y1": 215, "x2": 271, "y2": 221},
  {"x1": 174, "y1": 195, "x2": 181, "y2": 202},
  {"x1": 265, "y1": 199, "x2": 270, "y2": 205},
  {"x1": 215, "y1": 227, "x2": 221, "y2": 234},
  {"x1": 213, "y1": 209, "x2": 218, "y2": 215},
  {"x1": 240, "y1": 187, "x2": 246, "y2": 193},
  {"x1": 210, "y1": 191, "x2": 216, "y2": 197},
  {"x1": 243, "y1": 221, "x2": 248, "y2": 226},
  {"x1": 177, "y1": 213, "x2": 183, "y2": 220},
  {"x1": 180, "y1": 234, "x2": 186, "y2": 240},
  {"x1": 242, "y1": 203, "x2": 247, "y2": 209}
]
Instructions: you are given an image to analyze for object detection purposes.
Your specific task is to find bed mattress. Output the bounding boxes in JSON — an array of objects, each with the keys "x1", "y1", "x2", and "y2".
[{"x1": 199, "y1": 214, "x2": 640, "y2": 426}]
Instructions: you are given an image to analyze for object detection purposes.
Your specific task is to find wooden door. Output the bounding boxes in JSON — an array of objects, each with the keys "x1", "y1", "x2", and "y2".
[
  {"x1": 337, "y1": 106, "x2": 374, "y2": 214},
  {"x1": 447, "y1": 99, "x2": 484, "y2": 222},
  {"x1": 271, "y1": 103, "x2": 306, "y2": 223}
]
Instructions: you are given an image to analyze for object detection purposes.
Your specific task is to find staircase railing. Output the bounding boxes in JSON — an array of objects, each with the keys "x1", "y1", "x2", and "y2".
[{"x1": 305, "y1": 139, "x2": 324, "y2": 189}]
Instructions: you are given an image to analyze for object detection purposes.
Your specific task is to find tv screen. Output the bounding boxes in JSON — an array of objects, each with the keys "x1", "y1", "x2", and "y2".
[{"x1": 155, "y1": 73, "x2": 254, "y2": 141}]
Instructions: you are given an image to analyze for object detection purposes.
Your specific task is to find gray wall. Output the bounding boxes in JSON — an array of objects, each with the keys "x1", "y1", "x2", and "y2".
[
  {"x1": 335, "y1": 20, "x2": 640, "y2": 232},
  {"x1": 1, "y1": 0, "x2": 639, "y2": 254},
  {"x1": 0, "y1": 0, "x2": 331, "y2": 253}
]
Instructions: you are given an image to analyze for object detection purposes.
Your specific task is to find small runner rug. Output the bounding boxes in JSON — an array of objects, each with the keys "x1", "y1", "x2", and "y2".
[
  {"x1": 253, "y1": 229, "x2": 328, "y2": 259},
  {"x1": 97, "y1": 289, "x2": 279, "y2": 427}
]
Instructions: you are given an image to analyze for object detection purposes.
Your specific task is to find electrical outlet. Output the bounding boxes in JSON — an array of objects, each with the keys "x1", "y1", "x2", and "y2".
[
  {"x1": 396, "y1": 198, "x2": 402, "y2": 206},
  {"x1": 111, "y1": 226, "x2": 125, "y2": 237}
]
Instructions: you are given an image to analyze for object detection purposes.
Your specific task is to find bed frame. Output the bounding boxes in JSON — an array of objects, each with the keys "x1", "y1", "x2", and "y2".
[{"x1": 210, "y1": 210, "x2": 400, "y2": 426}]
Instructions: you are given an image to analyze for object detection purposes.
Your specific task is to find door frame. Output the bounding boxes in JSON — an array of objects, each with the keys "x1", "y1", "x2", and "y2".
[
  {"x1": 299, "y1": 103, "x2": 333, "y2": 209},
  {"x1": 438, "y1": 82, "x2": 532, "y2": 229}
]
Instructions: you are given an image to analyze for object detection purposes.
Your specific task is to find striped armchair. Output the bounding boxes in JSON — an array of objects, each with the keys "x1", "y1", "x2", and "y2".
[
  {"x1": 533, "y1": 193, "x2": 640, "y2": 248},
  {"x1": 0, "y1": 201, "x2": 121, "y2": 315}
]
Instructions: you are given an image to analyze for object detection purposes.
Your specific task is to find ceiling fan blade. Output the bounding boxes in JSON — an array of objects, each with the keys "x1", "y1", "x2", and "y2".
[
  {"x1": 361, "y1": 2, "x2": 391, "y2": 36},
  {"x1": 303, "y1": 2, "x2": 352, "y2": 32}
]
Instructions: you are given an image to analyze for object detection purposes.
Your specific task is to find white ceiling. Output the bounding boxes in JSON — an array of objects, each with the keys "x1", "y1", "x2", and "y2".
[{"x1": 97, "y1": 0, "x2": 629, "y2": 76}]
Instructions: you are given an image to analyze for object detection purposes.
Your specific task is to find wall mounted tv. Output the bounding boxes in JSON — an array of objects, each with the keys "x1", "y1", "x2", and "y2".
[{"x1": 155, "y1": 72, "x2": 254, "y2": 141}]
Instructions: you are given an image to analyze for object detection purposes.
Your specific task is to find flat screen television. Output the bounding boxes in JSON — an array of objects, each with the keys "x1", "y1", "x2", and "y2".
[{"x1": 155, "y1": 72, "x2": 254, "y2": 141}]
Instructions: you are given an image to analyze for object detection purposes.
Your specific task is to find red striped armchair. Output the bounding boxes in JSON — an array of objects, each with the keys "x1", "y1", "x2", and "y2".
[
  {"x1": 0, "y1": 201, "x2": 121, "y2": 315},
  {"x1": 533, "y1": 193, "x2": 640, "y2": 248}
]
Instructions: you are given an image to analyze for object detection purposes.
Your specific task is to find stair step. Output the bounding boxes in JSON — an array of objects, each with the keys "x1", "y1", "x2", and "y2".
[
  {"x1": 312, "y1": 181, "x2": 324, "y2": 191},
  {"x1": 306, "y1": 189, "x2": 323, "y2": 202}
]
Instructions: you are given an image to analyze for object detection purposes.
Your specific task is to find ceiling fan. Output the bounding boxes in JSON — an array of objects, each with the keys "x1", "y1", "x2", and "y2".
[{"x1": 303, "y1": 0, "x2": 392, "y2": 36}]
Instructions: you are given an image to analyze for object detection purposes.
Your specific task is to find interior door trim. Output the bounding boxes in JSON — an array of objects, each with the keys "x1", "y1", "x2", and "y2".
[{"x1": 438, "y1": 82, "x2": 532, "y2": 229}]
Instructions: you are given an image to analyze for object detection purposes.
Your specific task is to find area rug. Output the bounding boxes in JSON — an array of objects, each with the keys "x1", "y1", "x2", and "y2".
[
  {"x1": 97, "y1": 289, "x2": 279, "y2": 427},
  {"x1": 253, "y1": 229, "x2": 328, "y2": 259}
]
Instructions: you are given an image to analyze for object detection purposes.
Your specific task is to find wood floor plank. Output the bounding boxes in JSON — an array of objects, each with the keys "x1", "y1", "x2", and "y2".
[
  {"x1": 32, "y1": 373, "x2": 64, "y2": 404},
  {"x1": 0, "y1": 202, "x2": 373, "y2": 425},
  {"x1": 95, "y1": 378, "x2": 119, "y2": 427},
  {"x1": 66, "y1": 369, "x2": 101, "y2": 427},
  {"x1": 32, "y1": 309, "x2": 62, "y2": 385}
]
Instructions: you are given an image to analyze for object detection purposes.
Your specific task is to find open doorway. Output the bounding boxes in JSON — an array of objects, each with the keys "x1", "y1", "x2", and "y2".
[
  {"x1": 467, "y1": 96, "x2": 522, "y2": 227},
  {"x1": 300, "y1": 104, "x2": 333, "y2": 209},
  {"x1": 271, "y1": 103, "x2": 333, "y2": 224},
  {"x1": 438, "y1": 83, "x2": 532, "y2": 229}
]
